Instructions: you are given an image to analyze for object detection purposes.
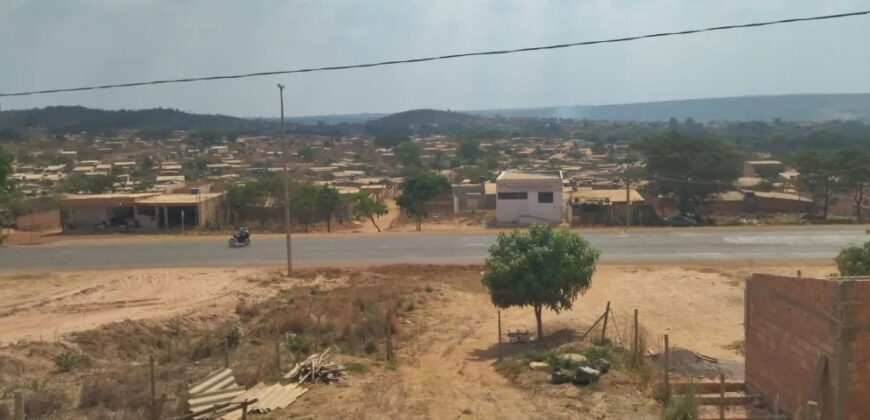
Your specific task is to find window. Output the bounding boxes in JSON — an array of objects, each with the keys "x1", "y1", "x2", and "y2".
[
  {"x1": 538, "y1": 192, "x2": 554, "y2": 203},
  {"x1": 497, "y1": 192, "x2": 528, "y2": 200}
]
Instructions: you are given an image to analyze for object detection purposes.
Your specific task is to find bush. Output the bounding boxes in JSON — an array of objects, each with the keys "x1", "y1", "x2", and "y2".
[
  {"x1": 661, "y1": 394, "x2": 699, "y2": 420},
  {"x1": 235, "y1": 300, "x2": 260, "y2": 318},
  {"x1": 835, "y1": 242, "x2": 870, "y2": 276},
  {"x1": 79, "y1": 376, "x2": 150, "y2": 411},
  {"x1": 286, "y1": 334, "x2": 313, "y2": 355},
  {"x1": 225, "y1": 324, "x2": 243, "y2": 349},
  {"x1": 25, "y1": 390, "x2": 67, "y2": 418},
  {"x1": 583, "y1": 346, "x2": 612, "y2": 363},
  {"x1": 344, "y1": 361, "x2": 368, "y2": 374},
  {"x1": 54, "y1": 351, "x2": 81, "y2": 372}
]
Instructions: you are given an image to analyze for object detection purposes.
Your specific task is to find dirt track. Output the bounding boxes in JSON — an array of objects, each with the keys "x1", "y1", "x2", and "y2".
[{"x1": 0, "y1": 262, "x2": 835, "y2": 418}]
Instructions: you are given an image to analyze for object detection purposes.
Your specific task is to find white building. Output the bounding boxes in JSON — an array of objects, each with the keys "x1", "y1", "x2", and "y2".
[{"x1": 495, "y1": 171, "x2": 565, "y2": 225}]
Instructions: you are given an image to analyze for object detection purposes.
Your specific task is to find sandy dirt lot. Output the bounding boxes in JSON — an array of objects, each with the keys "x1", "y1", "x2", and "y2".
[{"x1": 0, "y1": 262, "x2": 834, "y2": 418}]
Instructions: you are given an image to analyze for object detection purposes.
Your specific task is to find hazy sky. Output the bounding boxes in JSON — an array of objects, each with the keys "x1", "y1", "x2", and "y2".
[{"x1": 1, "y1": 0, "x2": 869, "y2": 117}]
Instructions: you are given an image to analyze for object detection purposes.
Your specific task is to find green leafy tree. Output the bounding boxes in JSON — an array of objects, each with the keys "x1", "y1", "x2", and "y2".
[
  {"x1": 458, "y1": 138, "x2": 482, "y2": 161},
  {"x1": 297, "y1": 146, "x2": 316, "y2": 161},
  {"x1": 0, "y1": 147, "x2": 12, "y2": 194},
  {"x1": 482, "y1": 224, "x2": 600, "y2": 340},
  {"x1": 835, "y1": 232, "x2": 870, "y2": 276},
  {"x1": 791, "y1": 150, "x2": 837, "y2": 218},
  {"x1": 315, "y1": 184, "x2": 342, "y2": 232},
  {"x1": 350, "y1": 191, "x2": 389, "y2": 232},
  {"x1": 374, "y1": 135, "x2": 409, "y2": 149},
  {"x1": 61, "y1": 174, "x2": 114, "y2": 194},
  {"x1": 834, "y1": 149, "x2": 870, "y2": 222},
  {"x1": 395, "y1": 172, "x2": 450, "y2": 231},
  {"x1": 292, "y1": 184, "x2": 318, "y2": 232},
  {"x1": 636, "y1": 132, "x2": 740, "y2": 214},
  {"x1": 395, "y1": 140, "x2": 423, "y2": 173}
]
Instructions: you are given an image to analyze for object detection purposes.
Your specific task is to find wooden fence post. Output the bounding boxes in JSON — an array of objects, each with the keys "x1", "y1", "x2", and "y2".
[
  {"x1": 719, "y1": 373, "x2": 726, "y2": 419},
  {"x1": 497, "y1": 309, "x2": 503, "y2": 360},
  {"x1": 632, "y1": 308, "x2": 639, "y2": 362},
  {"x1": 13, "y1": 390, "x2": 23, "y2": 420},
  {"x1": 386, "y1": 308, "x2": 394, "y2": 361},
  {"x1": 600, "y1": 301, "x2": 611, "y2": 344},
  {"x1": 150, "y1": 354, "x2": 157, "y2": 420},
  {"x1": 224, "y1": 337, "x2": 230, "y2": 369},
  {"x1": 275, "y1": 339, "x2": 281, "y2": 374},
  {"x1": 241, "y1": 401, "x2": 249, "y2": 420},
  {"x1": 663, "y1": 334, "x2": 670, "y2": 402},
  {"x1": 806, "y1": 400, "x2": 818, "y2": 420}
]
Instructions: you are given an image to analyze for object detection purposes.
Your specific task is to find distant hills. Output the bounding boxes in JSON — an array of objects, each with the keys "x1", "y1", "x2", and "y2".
[
  {"x1": 0, "y1": 106, "x2": 270, "y2": 132},
  {"x1": 2, "y1": 94, "x2": 868, "y2": 135},
  {"x1": 468, "y1": 93, "x2": 870, "y2": 122}
]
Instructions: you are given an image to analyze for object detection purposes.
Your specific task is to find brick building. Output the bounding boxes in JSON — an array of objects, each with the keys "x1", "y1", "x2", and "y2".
[{"x1": 745, "y1": 274, "x2": 870, "y2": 419}]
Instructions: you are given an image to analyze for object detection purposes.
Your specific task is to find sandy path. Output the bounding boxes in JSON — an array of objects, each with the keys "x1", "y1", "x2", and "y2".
[{"x1": 0, "y1": 268, "x2": 280, "y2": 344}]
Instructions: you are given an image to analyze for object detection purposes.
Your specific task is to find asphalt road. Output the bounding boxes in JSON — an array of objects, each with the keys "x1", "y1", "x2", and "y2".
[{"x1": 1, "y1": 226, "x2": 867, "y2": 271}]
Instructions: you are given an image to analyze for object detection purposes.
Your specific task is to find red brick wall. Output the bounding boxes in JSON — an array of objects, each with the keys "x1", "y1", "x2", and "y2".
[
  {"x1": 15, "y1": 210, "x2": 60, "y2": 231},
  {"x1": 745, "y1": 274, "x2": 870, "y2": 419}
]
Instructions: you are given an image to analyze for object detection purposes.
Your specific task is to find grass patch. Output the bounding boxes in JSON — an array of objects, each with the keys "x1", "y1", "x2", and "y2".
[
  {"x1": 661, "y1": 393, "x2": 699, "y2": 420},
  {"x1": 344, "y1": 361, "x2": 369, "y2": 374},
  {"x1": 583, "y1": 346, "x2": 612, "y2": 362}
]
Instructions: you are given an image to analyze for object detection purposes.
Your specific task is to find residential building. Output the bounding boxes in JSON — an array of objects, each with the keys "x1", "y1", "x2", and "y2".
[{"x1": 495, "y1": 171, "x2": 564, "y2": 225}]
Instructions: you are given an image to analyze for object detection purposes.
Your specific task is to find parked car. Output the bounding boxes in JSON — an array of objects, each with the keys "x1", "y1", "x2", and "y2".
[{"x1": 661, "y1": 214, "x2": 698, "y2": 227}]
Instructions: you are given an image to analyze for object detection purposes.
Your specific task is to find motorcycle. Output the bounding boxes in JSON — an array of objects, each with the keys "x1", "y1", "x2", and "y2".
[{"x1": 228, "y1": 228, "x2": 251, "y2": 247}]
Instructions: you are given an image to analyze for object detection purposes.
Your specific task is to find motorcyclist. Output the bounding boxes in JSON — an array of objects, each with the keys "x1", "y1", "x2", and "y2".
[{"x1": 234, "y1": 226, "x2": 251, "y2": 242}]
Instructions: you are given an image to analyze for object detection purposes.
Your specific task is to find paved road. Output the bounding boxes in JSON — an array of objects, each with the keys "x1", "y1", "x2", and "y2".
[{"x1": 1, "y1": 226, "x2": 867, "y2": 271}]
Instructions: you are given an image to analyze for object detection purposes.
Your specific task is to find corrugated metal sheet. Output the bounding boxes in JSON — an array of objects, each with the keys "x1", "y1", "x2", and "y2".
[
  {"x1": 188, "y1": 368, "x2": 245, "y2": 417},
  {"x1": 188, "y1": 368, "x2": 309, "y2": 420},
  {"x1": 220, "y1": 382, "x2": 308, "y2": 420}
]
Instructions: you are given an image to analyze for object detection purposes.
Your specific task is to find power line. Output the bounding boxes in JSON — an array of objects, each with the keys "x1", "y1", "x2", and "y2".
[{"x1": 1, "y1": 10, "x2": 868, "y2": 98}]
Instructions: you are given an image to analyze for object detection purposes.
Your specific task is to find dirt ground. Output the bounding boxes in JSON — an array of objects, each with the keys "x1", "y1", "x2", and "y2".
[{"x1": 0, "y1": 262, "x2": 834, "y2": 419}]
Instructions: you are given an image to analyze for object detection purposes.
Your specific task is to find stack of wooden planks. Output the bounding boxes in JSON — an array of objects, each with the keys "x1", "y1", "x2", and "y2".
[{"x1": 283, "y1": 348, "x2": 347, "y2": 384}]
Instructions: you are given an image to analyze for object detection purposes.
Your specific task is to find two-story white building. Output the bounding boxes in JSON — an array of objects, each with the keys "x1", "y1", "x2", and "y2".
[{"x1": 495, "y1": 171, "x2": 565, "y2": 225}]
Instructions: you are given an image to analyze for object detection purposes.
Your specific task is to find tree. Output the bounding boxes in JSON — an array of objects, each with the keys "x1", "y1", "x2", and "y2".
[
  {"x1": 315, "y1": 184, "x2": 341, "y2": 232},
  {"x1": 350, "y1": 191, "x2": 389, "y2": 232},
  {"x1": 835, "y1": 232, "x2": 870, "y2": 276},
  {"x1": 0, "y1": 147, "x2": 12, "y2": 194},
  {"x1": 834, "y1": 149, "x2": 870, "y2": 222},
  {"x1": 291, "y1": 184, "x2": 318, "y2": 232},
  {"x1": 481, "y1": 224, "x2": 600, "y2": 340},
  {"x1": 61, "y1": 174, "x2": 114, "y2": 194},
  {"x1": 373, "y1": 135, "x2": 409, "y2": 149},
  {"x1": 395, "y1": 172, "x2": 450, "y2": 231},
  {"x1": 636, "y1": 132, "x2": 740, "y2": 214},
  {"x1": 297, "y1": 146, "x2": 316, "y2": 161},
  {"x1": 458, "y1": 138, "x2": 481, "y2": 161},
  {"x1": 395, "y1": 140, "x2": 423, "y2": 173},
  {"x1": 791, "y1": 150, "x2": 837, "y2": 218}
]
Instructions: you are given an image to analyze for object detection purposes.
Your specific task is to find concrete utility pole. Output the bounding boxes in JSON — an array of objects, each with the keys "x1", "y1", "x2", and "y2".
[{"x1": 278, "y1": 84, "x2": 292, "y2": 276}]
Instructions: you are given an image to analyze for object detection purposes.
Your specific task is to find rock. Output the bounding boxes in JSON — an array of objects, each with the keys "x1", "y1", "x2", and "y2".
[
  {"x1": 461, "y1": 408, "x2": 473, "y2": 415},
  {"x1": 529, "y1": 361, "x2": 550, "y2": 371},
  {"x1": 560, "y1": 353, "x2": 587, "y2": 363},
  {"x1": 590, "y1": 358, "x2": 611, "y2": 374}
]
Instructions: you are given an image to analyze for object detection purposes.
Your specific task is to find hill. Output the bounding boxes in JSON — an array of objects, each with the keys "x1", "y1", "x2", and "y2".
[
  {"x1": 468, "y1": 93, "x2": 870, "y2": 122},
  {"x1": 364, "y1": 109, "x2": 480, "y2": 136},
  {"x1": 0, "y1": 106, "x2": 271, "y2": 132}
]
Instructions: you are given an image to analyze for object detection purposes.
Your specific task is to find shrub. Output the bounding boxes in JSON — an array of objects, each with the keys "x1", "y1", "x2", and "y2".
[
  {"x1": 79, "y1": 376, "x2": 150, "y2": 411},
  {"x1": 235, "y1": 300, "x2": 260, "y2": 318},
  {"x1": 225, "y1": 324, "x2": 243, "y2": 349},
  {"x1": 662, "y1": 394, "x2": 699, "y2": 420},
  {"x1": 344, "y1": 361, "x2": 368, "y2": 374},
  {"x1": 54, "y1": 351, "x2": 81, "y2": 372},
  {"x1": 25, "y1": 390, "x2": 67, "y2": 418},
  {"x1": 583, "y1": 346, "x2": 612, "y2": 363},
  {"x1": 286, "y1": 334, "x2": 313, "y2": 355}
]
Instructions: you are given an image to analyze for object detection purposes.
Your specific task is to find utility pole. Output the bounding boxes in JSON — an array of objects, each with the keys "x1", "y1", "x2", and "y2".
[{"x1": 278, "y1": 84, "x2": 292, "y2": 276}]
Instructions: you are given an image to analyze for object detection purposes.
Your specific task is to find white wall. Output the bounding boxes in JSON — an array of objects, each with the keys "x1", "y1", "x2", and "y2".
[{"x1": 496, "y1": 180, "x2": 564, "y2": 224}]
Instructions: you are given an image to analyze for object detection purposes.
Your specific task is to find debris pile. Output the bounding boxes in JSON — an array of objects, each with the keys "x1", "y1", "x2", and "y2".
[
  {"x1": 549, "y1": 358, "x2": 612, "y2": 386},
  {"x1": 283, "y1": 349, "x2": 347, "y2": 384},
  {"x1": 186, "y1": 368, "x2": 307, "y2": 419}
]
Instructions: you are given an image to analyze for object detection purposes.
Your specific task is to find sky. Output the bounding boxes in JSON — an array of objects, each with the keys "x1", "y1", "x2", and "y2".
[{"x1": 1, "y1": 0, "x2": 869, "y2": 118}]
